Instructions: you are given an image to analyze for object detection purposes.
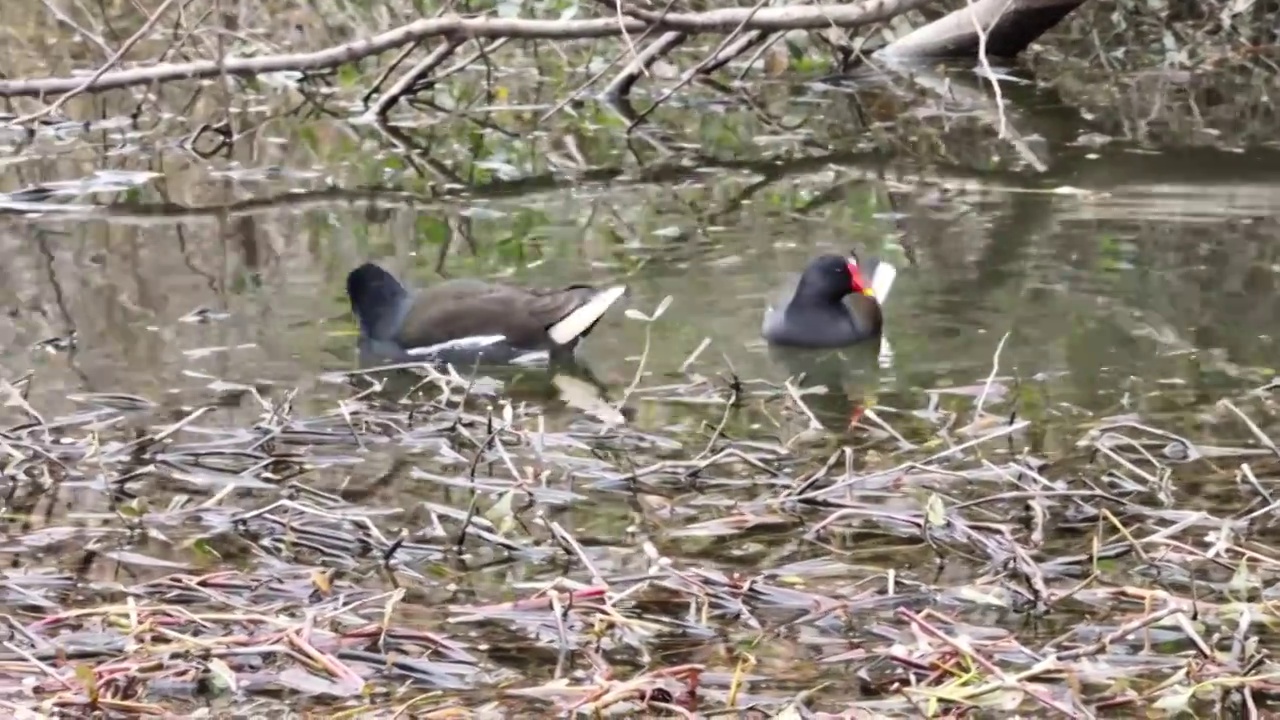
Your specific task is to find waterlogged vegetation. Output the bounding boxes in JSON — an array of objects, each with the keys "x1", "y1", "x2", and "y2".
[{"x1": 0, "y1": 0, "x2": 1279, "y2": 716}]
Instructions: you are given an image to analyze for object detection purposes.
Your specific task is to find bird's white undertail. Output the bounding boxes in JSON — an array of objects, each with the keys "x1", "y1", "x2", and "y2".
[
  {"x1": 871, "y1": 261, "x2": 897, "y2": 304},
  {"x1": 872, "y1": 261, "x2": 898, "y2": 369},
  {"x1": 547, "y1": 285, "x2": 628, "y2": 345}
]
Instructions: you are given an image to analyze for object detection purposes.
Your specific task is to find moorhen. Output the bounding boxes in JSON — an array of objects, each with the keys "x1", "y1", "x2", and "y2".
[
  {"x1": 763, "y1": 253, "x2": 898, "y2": 432},
  {"x1": 346, "y1": 262, "x2": 627, "y2": 366},
  {"x1": 761, "y1": 253, "x2": 893, "y2": 348}
]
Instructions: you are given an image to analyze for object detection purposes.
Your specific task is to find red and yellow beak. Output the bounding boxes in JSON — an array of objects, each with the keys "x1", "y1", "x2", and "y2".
[{"x1": 847, "y1": 259, "x2": 874, "y2": 297}]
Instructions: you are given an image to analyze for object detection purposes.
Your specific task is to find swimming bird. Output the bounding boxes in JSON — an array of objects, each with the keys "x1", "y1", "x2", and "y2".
[
  {"x1": 346, "y1": 262, "x2": 627, "y2": 367},
  {"x1": 763, "y1": 252, "x2": 898, "y2": 432},
  {"x1": 761, "y1": 253, "x2": 893, "y2": 348}
]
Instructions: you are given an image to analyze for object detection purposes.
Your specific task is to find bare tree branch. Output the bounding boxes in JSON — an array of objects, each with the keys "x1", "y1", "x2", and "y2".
[
  {"x1": 603, "y1": 31, "x2": 687, "y2": 102},
  {"x1": 365, "y1": 39, "x2": 465, "y2": 120},
  {"x1": 0, "y1": 0, "x2": 932, "y2": 99},
  {"x1": 0, "y1": 0, "x2": 1092, "y2": 120}
]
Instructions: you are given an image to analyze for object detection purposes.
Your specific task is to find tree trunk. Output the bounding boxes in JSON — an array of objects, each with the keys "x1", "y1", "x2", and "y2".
[{"x1": 875, "y1": 0, "x2": 1089, "y2": 59}]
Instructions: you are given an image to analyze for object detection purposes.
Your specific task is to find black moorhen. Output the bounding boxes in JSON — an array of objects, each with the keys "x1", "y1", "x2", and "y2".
[
  {"x1": 761, "y1": 253, "x2": 885, "y2": 348},
  {"x1": 763, "y1": 253, "x2": 897, "y2": 431},
  {"x1": 346, "y1": 262, "x2": 627, "y2": 366}
]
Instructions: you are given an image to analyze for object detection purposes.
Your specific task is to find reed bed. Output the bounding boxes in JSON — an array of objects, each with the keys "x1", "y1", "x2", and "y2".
[{"x1": 0, "y1": 358, "x2": 1275, "y2": 718}]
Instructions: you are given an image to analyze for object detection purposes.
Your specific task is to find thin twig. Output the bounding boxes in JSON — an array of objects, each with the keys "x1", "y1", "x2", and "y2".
[
  {"x1": 974, "y1": 330, "x2": 1011, "y2": 419},
  {"x1": 17, "y1": 0, "x2": 182, "y2": 122}
]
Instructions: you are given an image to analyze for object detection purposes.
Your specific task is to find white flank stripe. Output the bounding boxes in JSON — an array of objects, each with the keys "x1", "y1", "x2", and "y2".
[
  {"x1": 871, "y1": 261, "x2": 897, "y2": 304},
  {"x1": 511, "y1": 350, "x2": 551, "y2": 366},
  {"x1": 405, "y1": 334, "x2": 507, "y2": 357},
  {"x1": 547, "y1": 285, "x2": 627, "y2": 345}
]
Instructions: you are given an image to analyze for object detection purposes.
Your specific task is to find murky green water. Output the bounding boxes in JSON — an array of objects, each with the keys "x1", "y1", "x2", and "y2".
[{"x1": 3, "y1": 120, "x2": 1279, "y2": 431}]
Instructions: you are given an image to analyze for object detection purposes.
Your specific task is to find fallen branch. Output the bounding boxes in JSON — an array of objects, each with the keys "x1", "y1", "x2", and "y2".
[
  {"x1": 603, "y1": 31, "x2": 688, "y2": 102},
  {"x1": 0, "y1": 0, "x2": 1093, "y2": 124},
  {"x1": 0, "y1": 2, "x2": 929, "y2": 99},
  {"x1": 365, "y1": 38, "x2": 465, "y2": 119},
  {"x1": 877, "y1": 0, "x2": 1087, "y2": 58},
  {"x1": 624, "y1": 0, "x2": 773, "y2": 127}
]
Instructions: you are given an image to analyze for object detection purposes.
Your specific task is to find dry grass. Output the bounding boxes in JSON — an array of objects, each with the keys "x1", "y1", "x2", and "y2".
[{"x1": 0, "y1": 352, "x2": 1278, "y2": 716}]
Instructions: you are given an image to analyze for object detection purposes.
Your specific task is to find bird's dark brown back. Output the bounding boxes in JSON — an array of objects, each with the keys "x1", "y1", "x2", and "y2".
[{"x1": 394, "y1": 279, "x2": 601, "y2": 349}]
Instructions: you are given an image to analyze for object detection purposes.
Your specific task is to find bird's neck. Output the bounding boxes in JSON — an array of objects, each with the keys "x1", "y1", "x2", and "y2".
[{"x1": 353, "y1": 283, "x2": 409, "y2": 341}]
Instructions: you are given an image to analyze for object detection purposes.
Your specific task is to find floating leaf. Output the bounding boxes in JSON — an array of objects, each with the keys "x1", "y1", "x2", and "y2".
[
  {"x1": 189, "y1": 538, "x2": 222, "y2": 560},
  {"x1": 925, "y1": 493, "x2": 947, "y2": 527},
  {"x1": 117, "y1": 498, "x2": 146, "y2": 518},
  {"x1": 206, "y1": 658, "x2": 238, "y2": 693},
  {"x1": 75, "y1": 664, "x2": 98, "y2": 702},
  {"x1": 485, "y1": 490, "x2": 518, "y2": 536},
  {"x1": 650, "y1": 295, "x2": 673, "y2": 321},
  {"x1": 1228, "y1": 556, "x2": 1252, "y2": 597},
  {"x1": 1151, "y1": 685, "x2": 1194, "y2": 713},
  {"x1": 953, "y1": 585, "x2": 1009, "y2": 607},
  {"x1": 312, "y1": 569, "x2": 334, "y2": 596}
]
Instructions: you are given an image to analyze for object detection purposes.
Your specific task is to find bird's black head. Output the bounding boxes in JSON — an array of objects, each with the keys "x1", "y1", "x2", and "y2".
[
  {"x1": 346, "y1": 262, "x2": 408, "y2": 338},
  {"x1": 795, "y1": 253, "x2": 870, "y2": 304}
]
